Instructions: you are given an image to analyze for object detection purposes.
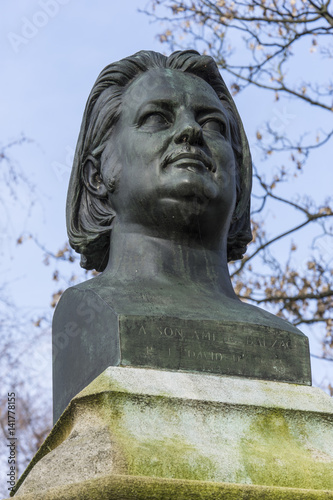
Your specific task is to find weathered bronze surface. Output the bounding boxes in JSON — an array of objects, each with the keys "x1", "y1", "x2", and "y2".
[
  {"x1": 53, "y1": 50, "x2": 311, "y2": 423},
  {"x1": 120, "y1": 317, "x2": 309, "y2": 380}
]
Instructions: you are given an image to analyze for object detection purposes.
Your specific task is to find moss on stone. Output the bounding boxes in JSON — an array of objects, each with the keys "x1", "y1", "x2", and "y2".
[
  {"x1": 240, "y1": 409, "x2": 333, "y2": 490},
  {"x1": 120, "y1": 435, "x2": 216, "y2": 481},
  {"x1": 94, "y1": 392, "x2": 217, "y2": 481},
  {"x1": 12, "y1": 370, "x2": 333, "y2": 497},
  {"x1": 10, "y1": 473, "x2": 333, "y2": 500},
  {"x1": 11, "y1": 404, "x2": 75, "y2": 496},
  {"x1": 76, "y1": 370, "x2": 131, "y2": 399}
]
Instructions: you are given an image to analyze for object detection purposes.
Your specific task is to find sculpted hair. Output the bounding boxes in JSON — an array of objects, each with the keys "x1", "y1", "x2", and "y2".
[{"x1": 67, "y1": 50, "x2": 252, "y2": 271}]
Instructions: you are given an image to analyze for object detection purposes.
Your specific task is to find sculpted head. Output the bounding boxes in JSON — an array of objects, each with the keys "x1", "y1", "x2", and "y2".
[{"x1": 67, "y1": 50, "x2": 252, "y2": 271}]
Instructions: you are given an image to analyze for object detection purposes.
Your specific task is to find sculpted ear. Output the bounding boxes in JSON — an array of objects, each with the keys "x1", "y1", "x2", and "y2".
[{"x1": 82, "y1": 156, "x2": 108, "y2": 198}]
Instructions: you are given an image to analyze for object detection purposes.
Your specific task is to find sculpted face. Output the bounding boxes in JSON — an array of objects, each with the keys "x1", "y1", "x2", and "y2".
[{"x1": 100, "y1": 68, "x2": 237, "y2": 242}]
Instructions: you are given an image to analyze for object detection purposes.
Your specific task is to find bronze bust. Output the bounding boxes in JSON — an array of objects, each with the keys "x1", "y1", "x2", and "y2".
[{"x1": 52, "y1": 51, "x2": 310, "y2": 422}]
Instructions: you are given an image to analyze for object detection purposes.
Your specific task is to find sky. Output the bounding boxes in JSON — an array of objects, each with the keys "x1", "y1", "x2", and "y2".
[{"x1": 1, "y1": 0, "x2": 332, "y2": 408}]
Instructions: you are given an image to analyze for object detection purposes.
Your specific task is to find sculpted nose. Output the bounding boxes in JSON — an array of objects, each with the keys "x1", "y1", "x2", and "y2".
[{"x1": 174, "y1": 117, "x2": 204, "y2": 146}]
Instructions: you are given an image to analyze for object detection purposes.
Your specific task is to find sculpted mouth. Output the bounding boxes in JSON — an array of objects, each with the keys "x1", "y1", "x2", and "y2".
[{"x1": 162, "y1": 149, "x2": 215, "y2": 173}]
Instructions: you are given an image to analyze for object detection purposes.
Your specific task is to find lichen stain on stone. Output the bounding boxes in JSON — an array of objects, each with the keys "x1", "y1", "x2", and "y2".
[
  {"x1": 117, "y1": 435, "x2": 217, "y2": 481},
  {"x1": 240, "y1": 409, "x2": 333, "y2": 490},
  {"x1": 96, "y1": 393, "x2": 218, "y2": 482},
  {"x1": 76, "y1": 371, "x2": 131, "y2": 399}
]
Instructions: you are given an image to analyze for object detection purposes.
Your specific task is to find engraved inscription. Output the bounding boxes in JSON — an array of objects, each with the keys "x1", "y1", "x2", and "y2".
[
  {"x1": 246, "y1": 336, "x2": 292, "y2": 349},
  {"x1": 144, "y1": 346, "x2": 154, "y2": 357},
  {"x1": 186, "y1": 350, "x2": 223, "y2": 361},
  {"x1": 139, "y1": 325, "x2": 147, "y2": 335},
  {"x1": 119, "y1": 315, "x2": 310, "y2": 383},
  {"x1": 138, "y1": 323, "x2": 293, "y2": 351},
  {"x1": 158, "y1": 326, "x2": 184, "y2": 340},
  {"x1": 183, "y1": 350, "x2": 246, "y2": 362}
]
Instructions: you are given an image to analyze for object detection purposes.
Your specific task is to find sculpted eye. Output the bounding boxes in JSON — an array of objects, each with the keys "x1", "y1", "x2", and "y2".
[
  {"x1": 202, "y1": 119, "x2": 226, "y2": 136},
  {"x1": 141, "y1": 112, "x2": 169, "y2": 128}
]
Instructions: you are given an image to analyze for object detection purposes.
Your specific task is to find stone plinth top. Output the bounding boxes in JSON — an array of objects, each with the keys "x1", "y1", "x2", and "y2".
[{"x1": 78, "y1": 366, "x2": 329, "y2": 414}]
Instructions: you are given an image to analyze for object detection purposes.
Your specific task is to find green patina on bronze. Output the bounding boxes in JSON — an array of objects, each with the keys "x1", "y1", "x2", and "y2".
[{"x1": 120, "y1": 315, "x2": 310, "y2": 383}]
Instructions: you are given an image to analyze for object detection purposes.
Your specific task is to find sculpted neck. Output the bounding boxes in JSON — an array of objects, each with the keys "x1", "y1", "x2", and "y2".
[{"x1": 103, "y1": 221, "x2": 237, "y2": 299}]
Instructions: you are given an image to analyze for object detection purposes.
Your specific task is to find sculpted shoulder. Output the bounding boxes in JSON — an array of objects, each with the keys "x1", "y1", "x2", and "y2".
[{"x1": 55, "y1": 274, "x2": 304, "y2": 338}]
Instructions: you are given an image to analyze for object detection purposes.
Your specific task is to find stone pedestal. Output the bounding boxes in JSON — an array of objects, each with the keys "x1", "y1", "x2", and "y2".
[{"x1": 13, "y1": 367, "x2": 333, "y2": 499}]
